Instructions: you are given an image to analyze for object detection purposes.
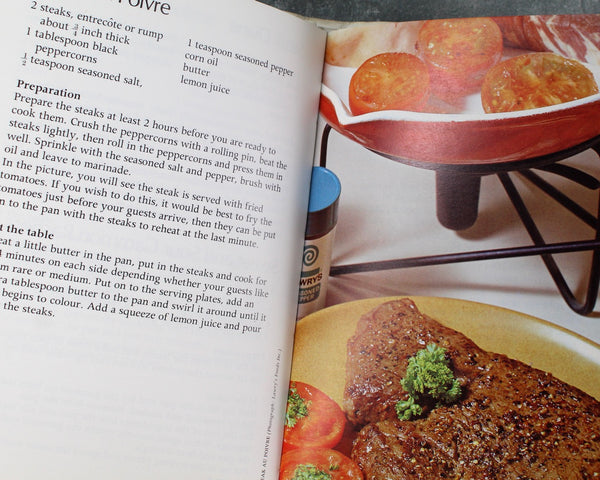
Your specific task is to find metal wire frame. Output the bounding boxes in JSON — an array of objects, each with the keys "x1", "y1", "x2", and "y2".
[{"x1": 320, "y1": 124, "x2": 600, "y2": 315}]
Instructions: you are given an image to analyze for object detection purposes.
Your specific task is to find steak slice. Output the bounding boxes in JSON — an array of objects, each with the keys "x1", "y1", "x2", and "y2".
[
  {"x1": 344, "y1": 298, "x2": 486, "y2": 426},
  {"x1": 345, "y1": 299, "x2": 600, "y2": 479}
]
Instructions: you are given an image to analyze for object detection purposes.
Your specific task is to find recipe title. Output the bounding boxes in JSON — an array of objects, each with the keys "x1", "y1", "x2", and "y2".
[{"x1": 112, "y1": 0, "x2": 171, "y2": 15}]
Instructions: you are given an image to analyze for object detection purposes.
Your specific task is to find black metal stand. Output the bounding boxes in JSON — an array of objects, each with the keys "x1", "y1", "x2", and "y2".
[{"x1": 320, "y1": 124, "x2": 600, "y2": 315}]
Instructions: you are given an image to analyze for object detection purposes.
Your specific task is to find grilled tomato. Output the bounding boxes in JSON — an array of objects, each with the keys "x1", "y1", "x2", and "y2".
[
  {"x1": 348, "y1": 52, "x2": 430, "y2": 115},
  {"x1": 481, "y1": 52, "x2": 599, "y2": 113},
  {"x1": 283, "y1": 381, "x2": 346, "y2": 452},
  {"x1": 417, "y1": 17, "x2": 503, "y2": 96},
  {"x1": 279, "y1": 447, "x2": 364, "y2": 480}
]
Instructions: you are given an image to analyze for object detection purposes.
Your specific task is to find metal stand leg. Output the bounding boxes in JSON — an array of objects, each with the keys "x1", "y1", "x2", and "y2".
[
  {"x1": 499, "y1": 147, "x2": 600, "y2": 315},
  {"x1": 436, "y1": 171, "x2": 481, "y2": 230},
  {"x1": 321, "y1": 124, "x2": 600, "y2": 315}
]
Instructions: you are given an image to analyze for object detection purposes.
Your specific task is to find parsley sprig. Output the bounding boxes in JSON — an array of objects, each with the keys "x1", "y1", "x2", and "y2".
[
  {"x1": 286, "y1": 383, "x2": 310, "y2": 428},
  {"x1": 395, "y1": 343, "x2": 462, "y2": 420}
]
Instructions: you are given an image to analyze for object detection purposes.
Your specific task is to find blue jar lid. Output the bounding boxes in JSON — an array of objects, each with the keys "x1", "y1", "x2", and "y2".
[{"x1": 306, "y1": 166, "x2": 341, "y2": 238}]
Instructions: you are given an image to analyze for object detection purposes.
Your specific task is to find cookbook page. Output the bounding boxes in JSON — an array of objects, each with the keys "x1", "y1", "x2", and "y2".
[
  {"x1": 280, "y1": 14, "x2": 600, "y2": 480},
  {"x1": 0, "y1": 1, "x2": 325, "y2": 478}
]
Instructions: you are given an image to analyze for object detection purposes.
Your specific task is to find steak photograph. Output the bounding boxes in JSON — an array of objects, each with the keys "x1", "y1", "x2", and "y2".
[{"x1": 344, "y1": 299, "x2": 600, "y2": 479}]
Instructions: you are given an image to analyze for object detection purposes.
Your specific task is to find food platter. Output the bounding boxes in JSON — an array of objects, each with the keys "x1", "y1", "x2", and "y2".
[
  {"x1": 319, "y1": 16, "x2": 600, "y2": 166},
  {"x1": 290, "y1": 296, "x2": 600, "y2": 410},
  {"x1": 320, "y1": 67, "x2": 600, "y2": 166}
]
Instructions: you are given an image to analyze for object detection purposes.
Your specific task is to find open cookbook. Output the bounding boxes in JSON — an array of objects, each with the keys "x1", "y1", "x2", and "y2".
[{"x1": 0, "y1": 1, "x2": 598, "y2": 478}]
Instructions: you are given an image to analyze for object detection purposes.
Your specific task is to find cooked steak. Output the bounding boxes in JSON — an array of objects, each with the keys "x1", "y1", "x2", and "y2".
[
  {"x1": 344, "y1": 298, "x2": 485, "y2": 426},
  {"x1": 344, "y1": 299, "x2": 600, "y2": 479}
]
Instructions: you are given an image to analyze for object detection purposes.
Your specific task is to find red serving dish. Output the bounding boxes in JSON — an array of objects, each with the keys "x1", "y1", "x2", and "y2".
[{"x1": 320, "y1": 57, "x2": 600, "y2": 167}]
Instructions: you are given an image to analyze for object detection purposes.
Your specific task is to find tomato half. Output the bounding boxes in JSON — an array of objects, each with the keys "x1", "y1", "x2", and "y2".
[
  {"x1": 283, "y1": 382, "x2": 346, "y2": 452},
  {"x1": 417, "y1": 17, "x2": 503, "y2": 96},
  {"x1": 279, "y1": 447, "x2": 364, "y2": 480},
  {"x1": 481, "y1": 52, "x2": 599, "y2": 113},
  {"x1": 348, "y1": 52, "x2": 430, "y2": 115}
]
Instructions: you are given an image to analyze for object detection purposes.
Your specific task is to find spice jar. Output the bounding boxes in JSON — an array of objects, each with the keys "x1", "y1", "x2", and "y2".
[{"x1": 297, "y1": 166, "x2": 341, "y2": 319}]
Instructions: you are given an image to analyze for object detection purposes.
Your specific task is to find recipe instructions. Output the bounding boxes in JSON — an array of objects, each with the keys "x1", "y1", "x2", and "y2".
[{"x1": 1, "y1": 2, "x2": 300, "y2": 333}]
